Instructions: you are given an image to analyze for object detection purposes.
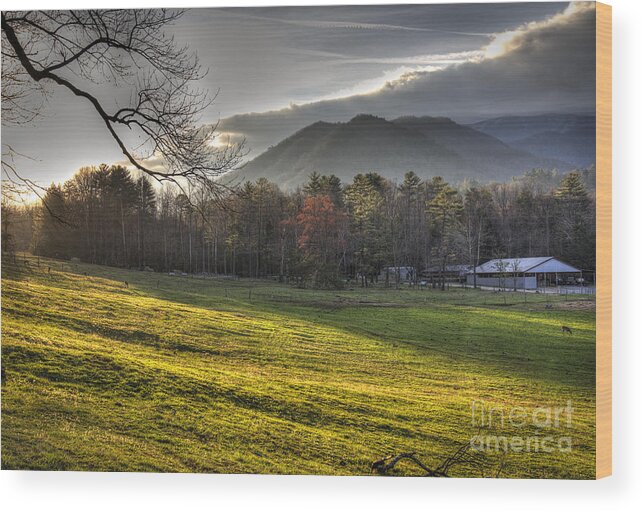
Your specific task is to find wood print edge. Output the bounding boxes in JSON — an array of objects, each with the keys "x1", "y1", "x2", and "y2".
[{"x1": 595, "y1": 1, "x2": 612, "y2": 480}]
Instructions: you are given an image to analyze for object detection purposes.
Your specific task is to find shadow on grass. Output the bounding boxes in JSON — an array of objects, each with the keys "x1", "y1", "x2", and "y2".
[{"x1": 5, "y1": 255, "x2": 596, "y2": 394}]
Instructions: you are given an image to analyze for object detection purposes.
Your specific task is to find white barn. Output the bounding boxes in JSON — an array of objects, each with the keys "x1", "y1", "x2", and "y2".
[{"x1": 467, "y1": 257, "x2": 582, "y2": 290}]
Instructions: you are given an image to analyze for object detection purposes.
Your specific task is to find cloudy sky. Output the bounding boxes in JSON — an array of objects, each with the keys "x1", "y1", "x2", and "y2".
[{"x1": 2, "y1": 2, "x2": 596, "y2": 184}]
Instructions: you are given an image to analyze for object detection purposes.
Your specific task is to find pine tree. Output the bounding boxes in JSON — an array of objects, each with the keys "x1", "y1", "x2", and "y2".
[
  {"x1": 556, "y1": 171, "x2": 590, "y2": 204},
  {"x1": 34, "y1": 184, "x2": 71, "y2": 259},
  {"x1": 555, "y1": 171, "x2": 594, "y2": 270},
  {"x1": 427, "y1": 177, "x2": 462, "y2": 290},
  {"x1": 303, "y1": 172, "x2": 323, "y2": 196}
]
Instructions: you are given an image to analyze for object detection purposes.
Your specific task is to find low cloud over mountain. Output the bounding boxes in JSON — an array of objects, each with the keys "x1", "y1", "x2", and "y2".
[{"x1": 219, "y1": 2, "x2": 596, "y2": 158}]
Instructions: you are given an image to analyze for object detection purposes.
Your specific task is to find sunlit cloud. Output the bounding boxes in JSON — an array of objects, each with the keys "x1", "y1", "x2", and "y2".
[
  {"x1": 209, "y1": 131, "x2": 246, "y2": 149},
  {"x1": 219, "y1": 1, "x2": 596, "y2": 158},
  {"x1": 114, "y1": 153, "x2": 168, "y2": 175},
  {"x1": 484, "y1": 1, "x2": 595, "y2": 58},
  {"x1": 286, "y1": 50, "x2": 484, "y2": 102}
]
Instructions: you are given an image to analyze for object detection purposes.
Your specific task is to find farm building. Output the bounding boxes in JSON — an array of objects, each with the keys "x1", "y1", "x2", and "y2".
[
  {"x1": 466, "y1": 257, "x2": 582, "y2": 290},
  {"x1": 422, "y1": 264, "x2": 472, "y2": 284},
  {"x1": 379, "y1": 266, "x2": 416, "y2": 283}
]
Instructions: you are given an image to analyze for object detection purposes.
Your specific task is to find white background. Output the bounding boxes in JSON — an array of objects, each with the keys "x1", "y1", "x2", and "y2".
[{"x1": 1, "y1": 0, "x2": 641, "y2": 509}]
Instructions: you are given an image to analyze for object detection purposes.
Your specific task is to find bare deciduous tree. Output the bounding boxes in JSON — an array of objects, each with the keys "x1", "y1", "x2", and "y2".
[{"x1": 1, "y1": 9, "x2": 243, "y2": 195}]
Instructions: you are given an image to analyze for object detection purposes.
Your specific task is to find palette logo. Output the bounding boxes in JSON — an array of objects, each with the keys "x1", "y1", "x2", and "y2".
[{"x1": 470, "y1": 400, "x2": 574, "y2": 453}]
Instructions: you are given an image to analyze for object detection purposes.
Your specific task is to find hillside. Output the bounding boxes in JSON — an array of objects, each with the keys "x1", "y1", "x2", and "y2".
[
  {"x1": 470, "y1": 114, "x2": 596, "y2": 168},
  {"x1": 221, "y1": 115, "x2": 568, "y2": 189},
  {"x1": 2, "y1": 255, "x2": 596, "y2": 477}
]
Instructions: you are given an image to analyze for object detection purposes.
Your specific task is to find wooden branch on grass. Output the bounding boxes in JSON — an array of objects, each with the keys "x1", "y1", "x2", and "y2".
[
  {"x1": 371, "y1": 452, "x2": 439, "y2": 476},
  {"x1": 371, "y1": 441, "x2": 493, "y2": 477}
]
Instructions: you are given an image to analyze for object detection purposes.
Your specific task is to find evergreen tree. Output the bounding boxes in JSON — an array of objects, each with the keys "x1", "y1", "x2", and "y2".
[
  {"x1": 555, "y1": 171, "x2": 595, "y2": 270},
  {"x1": 34, "y1": 184, "x2": 70, "y2": 259},
  {"x1": 427, "y1": 177, "x2": 462, "y2": 290}
]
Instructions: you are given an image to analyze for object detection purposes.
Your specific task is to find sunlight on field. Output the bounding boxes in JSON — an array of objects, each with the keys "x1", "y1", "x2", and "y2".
[{"x1": 1, "y1": 255, "x2": 596, "y2": 477}]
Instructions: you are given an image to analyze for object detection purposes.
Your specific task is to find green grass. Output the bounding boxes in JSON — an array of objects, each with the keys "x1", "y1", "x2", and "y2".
[{"x1": 1, "y1": 254, "x2": 596, "y2": 477}]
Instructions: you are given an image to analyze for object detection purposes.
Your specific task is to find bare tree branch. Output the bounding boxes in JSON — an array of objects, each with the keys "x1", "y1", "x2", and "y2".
[
  {"x1": 1, "y1": 9, "x2": 244, "y2": 190},
  {"x1": 1, "y1": 145, "x2": 74, "y2": 225}
]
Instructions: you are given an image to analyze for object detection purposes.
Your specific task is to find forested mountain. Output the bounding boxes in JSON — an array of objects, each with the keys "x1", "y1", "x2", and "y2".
[
  {"x1": 220, "y1": 115, "x2": 569, "y2": 190},
  {"x1": 3, "y1": 165, "x2": 596, "y2": 288},
  {"x1": 470, "y1": 114, "x2": 596, "y2": 168}
]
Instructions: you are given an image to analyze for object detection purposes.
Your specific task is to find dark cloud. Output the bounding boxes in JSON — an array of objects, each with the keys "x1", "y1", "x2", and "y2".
[
  {"x1": 220, "y1": 3, "x2": 596, "y2": 157},
  {"x1": 1, "y1": 2, "x2": 584, "y2": 184}
]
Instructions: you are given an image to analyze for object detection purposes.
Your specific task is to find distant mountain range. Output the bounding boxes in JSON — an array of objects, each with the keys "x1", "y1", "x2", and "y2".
[
  {"x1": 470, "y1": 114, "x2": 595, "y2": 168},
  {"x1": 220, "y1": 113, "x2": 594, "y2": 189}
]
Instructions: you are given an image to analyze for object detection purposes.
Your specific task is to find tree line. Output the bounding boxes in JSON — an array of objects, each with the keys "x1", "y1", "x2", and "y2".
[{"x1": 2, "y1": 165, "x2": 595, "y2": 288}]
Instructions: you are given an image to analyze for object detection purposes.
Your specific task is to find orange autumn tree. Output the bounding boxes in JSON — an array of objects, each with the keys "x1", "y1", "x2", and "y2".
[{"x1": 296, "y1": 195, "x2": 347, "y2": 288}]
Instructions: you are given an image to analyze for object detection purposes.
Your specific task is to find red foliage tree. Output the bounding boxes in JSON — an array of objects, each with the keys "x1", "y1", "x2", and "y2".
[{"x1": 296, "y1": 195, "x2": 347, "y2": 286}]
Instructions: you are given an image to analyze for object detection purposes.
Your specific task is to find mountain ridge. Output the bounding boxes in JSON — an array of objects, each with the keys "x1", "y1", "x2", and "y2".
[
  {"x1": 220, "y1": 114, "x2": 582, "y2": 189},
  {"x1": 470, "y1": 114, "x2": 595, "y2": 167}
]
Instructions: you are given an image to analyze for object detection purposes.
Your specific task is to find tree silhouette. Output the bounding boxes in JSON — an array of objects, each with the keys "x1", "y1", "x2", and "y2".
[{"x1": 1, "y1": 9, "x2": 243, "y2": 196}]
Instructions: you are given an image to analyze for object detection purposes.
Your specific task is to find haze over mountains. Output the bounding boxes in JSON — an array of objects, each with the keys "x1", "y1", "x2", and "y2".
[
  {"x1": 221, "y1": 113, "x2": 593, "y2": 190},
  {"x1": 470, "y1": 114, "x2": 596, "y2": 168}
]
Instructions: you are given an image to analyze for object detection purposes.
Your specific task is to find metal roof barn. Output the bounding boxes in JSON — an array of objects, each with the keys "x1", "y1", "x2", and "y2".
[
  {"x1": 472, "y1": 257, "x2": 581, "y2": 274},
  {"x1": 467, "y1": 257, "x2": 584, "y2": 291}
]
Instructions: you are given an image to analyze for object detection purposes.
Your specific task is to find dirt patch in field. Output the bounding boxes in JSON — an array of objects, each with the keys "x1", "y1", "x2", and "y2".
[
  {"x1": 555, "y1": 300, "x2": 596, "y2": 311},
  {"x1": 356, "y1": 301, "x2": 408, "y2": 307},
  {"x1": 313, "y1": 300, "x2": 408, "y2": 310},
  {"x1": 269, "y1": 296, "x2": 409, "y2": 310}
]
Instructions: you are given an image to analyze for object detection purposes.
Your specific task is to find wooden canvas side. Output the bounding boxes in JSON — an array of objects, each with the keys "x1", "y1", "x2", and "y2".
[{"x1": 595, "y1": 1, "x2": 612, "y2": 480}]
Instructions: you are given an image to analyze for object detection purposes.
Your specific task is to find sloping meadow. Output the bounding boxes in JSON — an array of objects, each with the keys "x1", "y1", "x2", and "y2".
[{"x1": 1, "y1": 256, "x2": 595, "y2": 477}]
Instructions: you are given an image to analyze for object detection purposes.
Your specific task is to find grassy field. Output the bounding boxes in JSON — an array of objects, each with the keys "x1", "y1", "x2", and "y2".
[{"x1": 1, "y1": 254, "x2": 596, "y2": 477}]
